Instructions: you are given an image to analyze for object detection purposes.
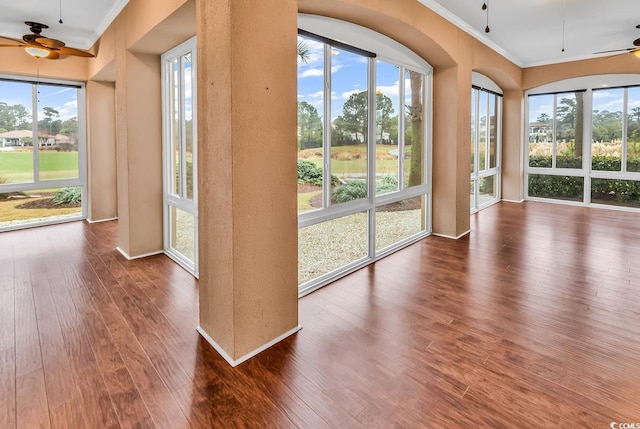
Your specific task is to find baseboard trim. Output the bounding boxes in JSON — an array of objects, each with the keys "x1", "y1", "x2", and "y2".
[
  {"x1": 116, "y1": 247, "x2": 164, "y2": 261},
  {"x1": 433, "y1": 229, "x2": 471, "y2": 240},
  {"x1": 86, "y1": 216, "x2": 118, "y2": 224},
  {"x1": 501, "y1": 198, "x2": 524, "y2": 203},
  {"x1": 197, "y1": 324, "x2": 302, "y2": 367}
]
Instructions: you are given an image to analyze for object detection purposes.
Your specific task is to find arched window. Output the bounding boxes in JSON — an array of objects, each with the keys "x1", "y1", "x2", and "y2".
[
  {"x1": 297, "y1": 15, "x2": 433, "y2": 295},
  {"x1": 470, "y1": 72, "x2": 502, "y2": 212}
]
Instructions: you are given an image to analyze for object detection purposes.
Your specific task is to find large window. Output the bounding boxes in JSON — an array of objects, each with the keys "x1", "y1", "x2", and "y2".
[
  {"x1": 162, "y1": 37, "x2": 198, "y2": 276},
  {"x1": 0, "y1": 77, "x2": 85, "y2": 230},
  {"x1": 297, "y1": 15, "x2": 432, "y2": 295},
  {"x1": 525, "y1": 75, "x2": 640, "y2": 209},
  {"x1": 470, "y1": 75, "x2": 502, "y2": 213}
]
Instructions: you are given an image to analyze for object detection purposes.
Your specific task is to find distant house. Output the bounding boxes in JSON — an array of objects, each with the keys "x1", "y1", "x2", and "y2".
[
  {"x1": 0, "y1": 129, "x2": 33, "y2": 147},
  {"x1": 529, "y1": 121, "x2": 553, "y2": 143}
]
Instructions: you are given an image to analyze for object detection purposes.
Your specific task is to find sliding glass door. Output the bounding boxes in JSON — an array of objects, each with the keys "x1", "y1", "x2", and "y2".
[{"x1": 162, "y1": 37, "x2": 198, "y2": 275}]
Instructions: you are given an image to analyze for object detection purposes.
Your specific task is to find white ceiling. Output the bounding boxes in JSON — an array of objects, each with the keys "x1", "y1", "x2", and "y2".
[
  {"x1": 0, "y1": 0, "x2": 637, "y2": 66},
  {"x1": 0, "y1": 0, "x2": 129, "y2": 50},
  {"x1": 421, "y1": 0, "x2": 640, "y2": 67}
]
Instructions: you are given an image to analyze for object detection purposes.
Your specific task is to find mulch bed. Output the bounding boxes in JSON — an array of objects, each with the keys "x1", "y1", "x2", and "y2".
[{"x1": 15, "y1": 198, "x2": 81, "y2": 210}]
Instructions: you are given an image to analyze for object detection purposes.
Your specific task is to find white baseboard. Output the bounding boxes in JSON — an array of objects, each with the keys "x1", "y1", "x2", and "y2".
[
  {"x1": 197, "y1": 324, "x2": 302, "y2": 367},
  {"x1": 433, "y1": 229, "x2": 471, "y2": 240},
  {"x1": 501, "y1": 198, "x2": 524, "y2": 203},
  {"x1": 85, "y1": 216, "x2": 118, "y2": 224},
  {"x1": 116, "y1": 247, "x2": 163, "y2": 260}
]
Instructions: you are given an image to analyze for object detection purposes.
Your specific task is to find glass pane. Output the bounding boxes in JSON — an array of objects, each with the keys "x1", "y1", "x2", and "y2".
[
  {"x1": 470, "y1": 180, "x2": 476, "y2": 211},
  {"x1": 297, "y1": 35, "x2": 324, "y2": 212},
  {"x1": 626, "y1": 87, "x2": 640, "y2": 172},
  {"x1": 169, "y1": 206, "x2": 195, "y2": 261},
  {"x1": 298, "y1": 212, "x2": 368, "y2": 285},
  {"x1": 591, "y1": 178, "x2": 640, "y2": 208},
  {"x1": 592, "y1": 88, "x2": 623, "y2": 171},
  {"x1": 478, "y1": 91, "x2": 487, "y2": 171},
  {"x1": 556, "y1": 92, "x2": 583, "y2": 169},
  {"x1": 170, "y1": 58, "x2": 181, "y2": 195},
  {"x1": 470, "y1": 89, "x2": 476, "y2": 174},
  {"x1": 375, "y1": 196, "x2": 424, "y2": 252},
  {"x1": 0, "y1": 186, "x2": 81, "y2": 229},
  {"x1": 183, "y1": 53, "x2": 195, "y2": 200},
  {"x1": 479, "y1": 175, "x2": 497, "y2": 205},
  {"x1": 375, "y1": 60, "x2": 399, "y2": 195},
  {"x1": 488, "y1": 94, "x2": 498, "y2": 169},
  {"x1": 404, "y1": 70, "x2": 425, "y2": 188},
  {"x1": 528, "y1": 94, "x2": 553, "y2": 167},
  {"x1": 0, "y1": 80, "x2": 34, "y2": 184},
  {"x1": 330, "y1": 48, "x2": 368, "y2": 204},
  {"x1": 37, "y1": 84, "x2": 79, "y2": 181},
  {"x1": 528, "y1": 174, "x2": 583, "y2": 202}
]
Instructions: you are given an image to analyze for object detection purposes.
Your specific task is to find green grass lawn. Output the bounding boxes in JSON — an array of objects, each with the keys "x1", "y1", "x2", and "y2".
[{"x1": 0, "y1": 151, "x2": 79, "y2": 182}]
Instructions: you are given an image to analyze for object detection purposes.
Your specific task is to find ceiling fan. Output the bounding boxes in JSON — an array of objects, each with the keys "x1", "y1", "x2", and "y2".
[
  {"x1": 0, "y1": 21, "x2": 94, "y2": 59},
  {"x1": 593, "y1": 36, "x2": 640, "y2": 58}
]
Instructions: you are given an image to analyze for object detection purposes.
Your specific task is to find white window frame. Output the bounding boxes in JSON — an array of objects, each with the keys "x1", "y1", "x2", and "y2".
[{"x1": 161, "y1": 36, "x2": 199, "y2": 276}]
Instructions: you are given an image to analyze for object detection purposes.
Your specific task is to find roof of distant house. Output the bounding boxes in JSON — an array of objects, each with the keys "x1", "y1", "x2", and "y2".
[{"x1": 0, "y1": 129, "x2": 33, "y2": 139}]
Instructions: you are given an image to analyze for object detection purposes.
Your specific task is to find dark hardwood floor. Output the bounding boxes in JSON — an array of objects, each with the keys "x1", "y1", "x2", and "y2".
[{"x1": 1, "y1": 201, "x2": 640, "y2": 428}]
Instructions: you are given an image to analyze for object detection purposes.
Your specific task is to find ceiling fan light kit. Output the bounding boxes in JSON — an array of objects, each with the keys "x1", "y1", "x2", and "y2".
[{"x1": 24, "y1": 46, "x2": 51, "y2": 58}]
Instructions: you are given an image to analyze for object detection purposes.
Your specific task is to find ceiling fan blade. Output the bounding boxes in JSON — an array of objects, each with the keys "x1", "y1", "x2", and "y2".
[
  {"x1": 35, "y1": 37, "x2": 65, "y2": 49},
  {"x1": 57, "y1": 46, "x2": 94, "y2": 57},
  {"x1": 46, "y1": 51, "x2": 60, "y2": 59},
  {"x1": 0, "y1": 43, "x2": 25, "y2": 47},
  {"x1": 0, "y1": 35, "x2": 24, "y2": 44},
  {"x1": 593, "y1": 47, "x2": 635, "y2": 54}
]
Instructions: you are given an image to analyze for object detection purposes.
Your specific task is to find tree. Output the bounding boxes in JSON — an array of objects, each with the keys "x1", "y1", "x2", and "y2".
[
  {"x1": 341, "y1": 91, "x2": 368, "y2": 143},
  {"x1": 39, "y1": 107, "x2": 60, "y2": 135},
  {"x1": 407, "y1": 71, "x2": 424, "y2": 187},
  {"x1": 537, "y1": 113, "x2": 551, "y2": 124},
  {"x1": 297, "y1": 40, "x2": 310, "y2": 64},
  {"x1": 375, "y1": 92, "x2": 395, "y2": 144},
  {"x1": 0, "y1": 102, "x2": 31, "y2": 131},
  {"x1": 574, "y1": 92, "x2": 584, "y2": 156},
  {"x1": 297, "y1": 102, "x2": 323, "y2": 149},
  {"x1": 61, "y1": 116, "x2": 78, "y2": 138}
]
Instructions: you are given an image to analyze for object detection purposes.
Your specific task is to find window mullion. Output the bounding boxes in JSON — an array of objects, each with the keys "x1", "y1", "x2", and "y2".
[
  {"x1": 622, "y1": 88, "x2": 629, "y2": 173},
  {"x1": 323, "y1": 43, "x2": 332, "y2": 209},
  {"x1": 398, "y1": 68, "x2": 406, "y2": 190},
  {"x1": 367, "y1": 57, "x2": 376, "y2": 258},
  {"x1": 180, "y1": 55, "x2": 188, "y2": 198},
  {"x1": 32, "y1": 84, "x2": 39, "y2": 184}
]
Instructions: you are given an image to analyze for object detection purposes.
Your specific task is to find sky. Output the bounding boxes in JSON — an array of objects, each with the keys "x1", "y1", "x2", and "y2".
[
  {"x1": 0, "y1": 79, "x2": 78, "y2": 122},
  {"x1": 297, "y1": 36, "x2": 411, "y2": 122},
  {"x1": 528, "y1": 88, "x2": 640, "y2": 123}
]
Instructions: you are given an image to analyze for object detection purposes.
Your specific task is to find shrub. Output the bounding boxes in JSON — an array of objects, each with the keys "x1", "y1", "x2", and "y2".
[
  {"x1": 376, "y1": 175, "x2": 398, "y2": 194},
  {"x1": 53, "y1": 187, "x2": 82, "y2": 205},
  {"x1": 332, "y1": 180, "x2": 367, "y2": 203},
  {"x1": 297, "y1": 160, "x2": 340, "y2": 186}
]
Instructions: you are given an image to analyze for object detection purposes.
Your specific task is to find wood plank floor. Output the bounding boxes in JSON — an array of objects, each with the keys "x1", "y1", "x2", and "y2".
[{"x1": 1, "y1": 201, "x2": 640, "y2": 428}]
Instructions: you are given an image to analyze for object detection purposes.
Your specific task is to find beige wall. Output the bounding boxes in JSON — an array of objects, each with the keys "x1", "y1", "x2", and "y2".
[
  {"x1": 86, "y1": 80, "x2": 118, "y2": 221},
  {"x1": 196, "y1": 0, "x2": 299, "y2": 361}
]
